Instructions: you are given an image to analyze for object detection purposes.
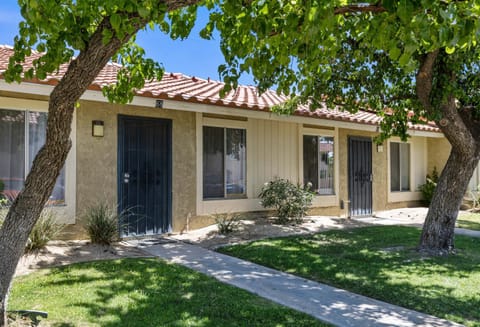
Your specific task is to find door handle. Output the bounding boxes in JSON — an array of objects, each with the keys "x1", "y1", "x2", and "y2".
[{"x1": 124, "y1": 172, "x2": 130, "y2": 184}]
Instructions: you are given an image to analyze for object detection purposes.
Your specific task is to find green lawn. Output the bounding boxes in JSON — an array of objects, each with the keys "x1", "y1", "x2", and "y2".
[
  {"x1": 9, "y1": 258, "x2": 329, "y2": 327},
  {"x1": 457, "y1": 213, "x2": 480, "y2": 231},
  {"x1": 219, "y1": 226, "x2": 480, "y2": 327}
]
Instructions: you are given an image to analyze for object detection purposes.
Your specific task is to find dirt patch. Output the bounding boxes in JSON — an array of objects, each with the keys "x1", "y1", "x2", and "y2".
[
  {"x1": 170, "y1": 215, "x2": 369, "y2": 249},
  {"x1": 14, "y1": 215, "x2": 371, "y2": 276},
  {"x1": 15, "y1": 240, "x2": 149, "y2": 276}
]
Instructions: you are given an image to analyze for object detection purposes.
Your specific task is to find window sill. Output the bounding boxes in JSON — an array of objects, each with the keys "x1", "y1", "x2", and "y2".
[{"x1": 203, "y1": 195, "x2": 247, "y2": 201}]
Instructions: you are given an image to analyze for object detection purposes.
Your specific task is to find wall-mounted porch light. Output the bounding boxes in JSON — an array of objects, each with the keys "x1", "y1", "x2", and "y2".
[
  {"x1": 92, "y1": 120, "x2": 104, "y2": 137},
  {"x1": 376, "y1": 143, "x2": 384, "y2": 153}
]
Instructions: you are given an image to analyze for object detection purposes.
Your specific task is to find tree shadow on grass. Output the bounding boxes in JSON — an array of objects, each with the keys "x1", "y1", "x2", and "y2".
[
  {"x1": 14, "y1": 258, "x2": 326, "y2": 327},
  {"x1": 219, "y1": 225, "x2": 480, "y2": 327}
]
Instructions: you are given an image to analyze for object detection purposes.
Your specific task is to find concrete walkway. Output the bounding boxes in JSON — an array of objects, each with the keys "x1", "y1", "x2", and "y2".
[
  {"x1": 354, "y1": 207, "x2": 480, "y2": 238},
  {"x1": 131, "y1": 239, "x2": 463, "y2": 327}
]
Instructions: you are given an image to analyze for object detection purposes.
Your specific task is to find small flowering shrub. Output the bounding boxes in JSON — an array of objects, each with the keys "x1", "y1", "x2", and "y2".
[{"x1": 259, "y1": 178, "x2": 314, "y2": 224}]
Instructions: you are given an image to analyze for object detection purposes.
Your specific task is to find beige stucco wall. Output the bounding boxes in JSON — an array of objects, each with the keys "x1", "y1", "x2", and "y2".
[
  {"x1": 76, "y1": 109, "x2": 435, "y2": 233},
  {"x1": 427, "y1": 137, "x2": 450, "y2": 174},
  {"x1": 76, "y1": 100, "x2": 196, "y2": 233},
  {"x1": 1, "y1": 90, "x2": 446, "y2": 235},
  {"x1": 337, "y1": 129, "x2": 389, "y2": 214}
]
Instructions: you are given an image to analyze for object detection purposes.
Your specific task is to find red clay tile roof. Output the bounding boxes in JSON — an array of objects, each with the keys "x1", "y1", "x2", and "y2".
[{"x1": 0, "y1": 45, "x2": 439, "y2": 132}]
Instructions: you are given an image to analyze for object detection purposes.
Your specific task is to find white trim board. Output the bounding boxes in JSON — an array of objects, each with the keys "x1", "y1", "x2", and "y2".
[{"x1": 0, "y1": 80, "x2": 443, "y2": 137}]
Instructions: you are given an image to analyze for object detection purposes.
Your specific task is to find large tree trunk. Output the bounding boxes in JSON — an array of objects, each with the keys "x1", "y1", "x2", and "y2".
[
  {"x1": 0, "y1": 1, "x2": 202, "y2": 322},
  {"x1": 0, "y1": 106, "x2": 72, "y2": 327},
  {"x1": 0, "y1": 18, "x2": 140, "y2": 327},
  {"x1": 419, "y1": 148, "x2": 480, "y2": 255},
  {"x1": 415, "y1": 50, "x2": 480, "y2": 255}
]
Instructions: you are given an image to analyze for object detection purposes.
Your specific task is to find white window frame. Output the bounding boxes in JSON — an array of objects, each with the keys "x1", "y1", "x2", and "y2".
[
  {"x1": 0, "y1": 97, "x2": 76, "y2": 223},
  {"x1": 202, "y1": 124, "x2": 247, "y2": 200},
  {"x1": 299, "y1": 126, "x2": 339, "y2": 207},
  {"x1": 389, "y1": 141, "x2": 411, "y2": 193},
  {"x1": 387, "y1": 137, "x2": 424, "y2": 203},
  {"x1": 197, "y1": 115, "x2": 256, "y2": 214}
]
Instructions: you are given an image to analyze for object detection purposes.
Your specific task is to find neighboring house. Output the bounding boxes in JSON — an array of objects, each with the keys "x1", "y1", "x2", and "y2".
[{"x1": 0, "y1": 45, "x2": 450, "y2": 238}]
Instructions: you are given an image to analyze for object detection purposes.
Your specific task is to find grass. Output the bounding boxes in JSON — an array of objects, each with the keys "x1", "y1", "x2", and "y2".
[
  {"x1": 457, "y1": 213, "x2": 480, "y2": 231},
  {"x1": 219, "y1": 226, "x2": 480, "y2": 327},
  {"x1": 9, "y1": 258, "x2": 329, "y2": 327}
]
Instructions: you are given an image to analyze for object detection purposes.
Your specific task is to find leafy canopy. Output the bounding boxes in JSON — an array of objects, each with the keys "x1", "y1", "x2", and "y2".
[
  {"x1": 5, "y1": 0, "x2": 480, "y2": 140},
  {"x1": 205, "y1": 0, "x2": 480, "y2": 140},
  {"x1": 4, "y1": 0, "x2": 203, "y2": 103}
]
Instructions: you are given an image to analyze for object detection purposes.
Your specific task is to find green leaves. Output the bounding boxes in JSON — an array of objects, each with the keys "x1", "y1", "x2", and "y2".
[
  {"x1": 110, "y1": 13, "x2": 122, "y2": 32},
  {"x1": 6, "y1": 0, "x2": 200, "y2": 104},
  {"x1": 210, "y1": 0, "x2": 480, "y2": 139},
  {"x1": 103, "y1": 42, "x2": 164, "y2": 104}
]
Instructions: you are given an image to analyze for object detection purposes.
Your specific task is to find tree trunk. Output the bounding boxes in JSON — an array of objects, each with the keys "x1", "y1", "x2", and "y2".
[
  {"x1": 415, "y1": 50, "x2": 480, "y2": 255},
  {"x1": 419, "y1": 148, "x2": 480, "y2": 255},
  {"x1": 0, "y1": 112, "x2": 72, "y2": 327},
  {"x1": 0, "y1": 18, "x2": 136, "y2": 327}
]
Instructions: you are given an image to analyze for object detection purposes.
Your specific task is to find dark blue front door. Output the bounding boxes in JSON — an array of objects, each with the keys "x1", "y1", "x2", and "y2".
[{"x1": 118, "y1": 115, "x2": 172, "y2": 236}]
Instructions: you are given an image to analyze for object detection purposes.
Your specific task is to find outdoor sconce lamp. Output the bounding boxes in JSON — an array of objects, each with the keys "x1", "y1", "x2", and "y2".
[
  {"x1": 376, "y1": 143, "x2": 384, "y2": 153},
  {"x1": 92, "y1": 120, "x2": 104, "y2": 137}
]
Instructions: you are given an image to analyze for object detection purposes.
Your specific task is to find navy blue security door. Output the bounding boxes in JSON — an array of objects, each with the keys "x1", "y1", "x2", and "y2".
[
  {"x1": 348, "y1": 137, "x2": 373, "y2": 217},
  {"x1": 118, "y1": 115, "x2": 172, "y2": 236}
]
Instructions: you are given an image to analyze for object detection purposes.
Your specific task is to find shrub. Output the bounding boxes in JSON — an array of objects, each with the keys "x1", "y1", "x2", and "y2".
[
  {"x1": 214, "y1": 212, "x2": 242, "y2": 234},
  {"x1": 84, "y1": 203, "x2": 122, "y2": 245},
  {"x1": 25, "y1": 210, "x2": 64, "y2": 253},
  {"x1": 0, "y1": 198, "x2": 9, "y2": 227},
  {"x1": 259, "y1": 178, "x2": 314, "y2": 224},
  {"x1": 418, "y1": 167, "x2": 439, "y2": 206}
]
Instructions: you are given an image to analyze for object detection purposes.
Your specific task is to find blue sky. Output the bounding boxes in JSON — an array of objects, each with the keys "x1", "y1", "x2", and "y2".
[{"x1": 0, "y1": 1, "x2": 255, "y2": 85}]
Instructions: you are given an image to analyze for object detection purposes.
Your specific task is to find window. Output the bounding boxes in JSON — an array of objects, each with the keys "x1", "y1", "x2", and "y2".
[
  {"x1": 203, "y1": 126, "x2": 246, "y2": 199},
  {"x1": 303, "y1": 135, "x2": 334, "y2": 195},
  {"x1": 0, "y1": 109, "x2": 65, "y2": 204},
  {"x1": 390, "y1": 142, "x2": 410, "y2": 192}
]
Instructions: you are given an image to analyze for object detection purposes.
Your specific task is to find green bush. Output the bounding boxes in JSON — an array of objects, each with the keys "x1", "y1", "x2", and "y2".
[
  {"x1": 0, "y1": 198, "x2": 8, "y2": 227},
  {"x1": 418, "y1": 167, "x2": 439, "y2": 206},
  {"x1": 259, "y1": 178, "x2": 314, "y2": 224},
  {"x1": 84, "y1": 203, "x2": 122, "y2": 245},
  {"x1": 25, "y1": 210, "x2": 64, "y2": 253},
  {"x1": 214, "y1": 212, "x2": 242, "y2": 234}
]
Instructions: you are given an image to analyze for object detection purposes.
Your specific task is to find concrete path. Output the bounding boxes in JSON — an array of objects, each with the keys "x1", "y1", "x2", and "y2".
[
  {"x1": 131, "y1": 240, "x2": 463, "y2": 327},
  {"x1": 453, "y1": 227, "x2": 480, "y2": 238},
  {"x1": 354, "y1": 209, "x2": 480, "y2": 238}
]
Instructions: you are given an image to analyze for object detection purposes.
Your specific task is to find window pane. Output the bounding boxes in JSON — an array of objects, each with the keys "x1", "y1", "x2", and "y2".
[
  {"x1": 318, "y1": 137, "x2": 334, "y2": 195},
  {"x1": 28, "y1": 111, "x2": 65, "y2": 203},
  {"x1": 226, "y1": 128, "x2": 246, "y2": 196},
  {"x1": 390, "y1": 143, "x2": 400, "y2": 191},
  {"x1": 0, "y1": 109, "x2": 25, "y2": 201},
  {"x1": 400, "y1": 143, "x2": 410, "y2": 191},
  {"x1": 203, "y1": 126, "x2": 224, "y2": 198},
  {"x1": 303, "y1": 135, "x2": 319, "y2": 191}
]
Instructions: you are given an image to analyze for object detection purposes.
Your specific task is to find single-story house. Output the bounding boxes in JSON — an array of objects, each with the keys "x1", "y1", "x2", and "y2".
[{"x1": 0, "y1": 45, "x2": 462, "y2": 238}]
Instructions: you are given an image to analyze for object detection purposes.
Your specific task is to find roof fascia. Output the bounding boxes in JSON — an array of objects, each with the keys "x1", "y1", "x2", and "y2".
[{"x1": 0, "y1": 80, "x2": 443, "y2": 137}]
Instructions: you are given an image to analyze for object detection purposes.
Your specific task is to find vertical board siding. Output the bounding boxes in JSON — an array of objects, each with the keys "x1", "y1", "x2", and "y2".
[
  {"x1": 251, "y1": 119, "x2": 299, "y2": 196},
  {"x1": 412, "y1": 137, "x2": 427, "y2": 191}
]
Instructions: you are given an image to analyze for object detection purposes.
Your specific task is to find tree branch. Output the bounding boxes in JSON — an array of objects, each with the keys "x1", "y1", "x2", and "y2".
[
  {"x1": 334, "y1": 4, "x2": 386, "y2": 15},
  {"x1": 415, "y1": 50, "x2": 439, "y2": 113}
]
